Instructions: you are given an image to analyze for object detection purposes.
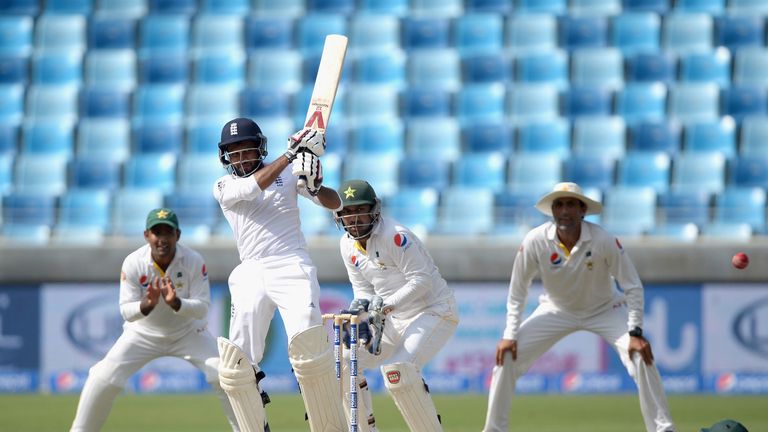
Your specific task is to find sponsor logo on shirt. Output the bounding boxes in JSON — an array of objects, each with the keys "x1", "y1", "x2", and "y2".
[
  {"x1": 550, "y1": 252, "x2": 562, "y2": 265},
  {"x1": 351, "y1": 255, "x2": 360, "y2": 267},
  {"x1": 394, "y1": 232, "x2": 408, "y2": 247},
  {"x1": 139, "y1": 275, "x2": 150, "y2": 288},
  {"x1": 615, "y1": 238, "x2": 624, "y2": 252},
  {"x1": 201, "y1": 264, "x2": 208, "y2": 279}
]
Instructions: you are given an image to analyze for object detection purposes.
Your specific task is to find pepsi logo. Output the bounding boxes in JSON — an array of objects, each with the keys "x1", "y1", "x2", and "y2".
[
  {"x1": 351, "y1": 255, "x2": 359, "y2": 267},
  {"x1": 139, "y1": 275, "x2": 149, "y2": 288},
  {"x1": 615, "y1": 238, "x2": 623, "y2": 250},
  {"x1": 562, "y1": 372, "x2": 582, "y2": 392},
  {"x1": 394, "y1": 233, "x2": 408, "y2": 247},
  {"x1": 550, "y1": 252, "x2": 562, "y2": 265},
  {"x1": 201, "y1": 264, "x2": 208, "y2": 278},
  {"x1": 139, "y1": 371, "x2": 160, "y2": 391},
  {"x1": 715, "y1": 372, "x2": 736, "y2": 393},
  {"x1": 55, "y1": 371, "x2": 77, "y2": 391}
]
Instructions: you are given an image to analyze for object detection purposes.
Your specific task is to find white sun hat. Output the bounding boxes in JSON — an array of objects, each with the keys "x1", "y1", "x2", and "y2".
[{"x1": 535, "y1": 182, "x2": 603, "y2": 216}]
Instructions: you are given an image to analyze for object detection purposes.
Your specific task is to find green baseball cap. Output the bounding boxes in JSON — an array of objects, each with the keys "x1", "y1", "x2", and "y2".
[
  {"x1": 338, "y1": 179, "x2": 377, "y2": 207},
  {"x1": 701, "y1": 419, "x2": 748, "y2": 432},
  {"x1": 146, "y1": 208, "x2": 179, "y2": 230}
]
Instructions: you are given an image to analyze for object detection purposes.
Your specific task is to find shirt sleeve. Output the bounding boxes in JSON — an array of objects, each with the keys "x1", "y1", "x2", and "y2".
[
  {"x1": 119, "y1": 257, "x2": 145, "y2": 322},
  {"x1": 606, "y1": 236, "x2": 644, "y2": 330},
  {"x1": 503, "y1": 235, "x2": 539, "y2": 340},
  {"x1": 213, "y1": 176, "x2": 263, "y2": 208},
  {"x1": 383, "y1": 231, "x2": 432, "y2": 309},
  {"x1": 176, "y1": 255, "x2": 211, "y2": 320}
]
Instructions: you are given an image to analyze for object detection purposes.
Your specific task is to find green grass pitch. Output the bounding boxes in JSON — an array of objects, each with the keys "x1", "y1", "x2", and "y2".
[{"x1": 1, "y1": 393, "x2": 766, "y2": 431}]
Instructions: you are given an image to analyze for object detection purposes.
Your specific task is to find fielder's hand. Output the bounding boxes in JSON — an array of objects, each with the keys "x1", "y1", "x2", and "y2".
[
  {"x1": 292, "y1": 152, "x2": 323, "y2": 195},
  {"x1": 285, "y1": 128, "x2": 326, "y2": 161},
  {"x1": 159, "y1": 276, "x2": 181, "y2": 311}
]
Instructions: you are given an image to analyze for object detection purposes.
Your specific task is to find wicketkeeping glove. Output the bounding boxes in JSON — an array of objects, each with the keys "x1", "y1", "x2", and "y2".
[
  {"x1": 284, "y1": 128, "x2": 326, "y2": 161},
  {"x1": 291, "y1": 152, "x2": 323, "y2": 195}
]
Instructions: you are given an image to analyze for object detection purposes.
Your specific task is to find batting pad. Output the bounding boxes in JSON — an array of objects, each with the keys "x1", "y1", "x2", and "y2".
[
  {"x1": 288, "y1": 325, "x2": 347, "y2": 432},
  {"x1": 381, "y1": 362, "x2": 443, "y2": 432},
  {"x1": 217, "y1": 337, "x2": 268, "y2": 432}
]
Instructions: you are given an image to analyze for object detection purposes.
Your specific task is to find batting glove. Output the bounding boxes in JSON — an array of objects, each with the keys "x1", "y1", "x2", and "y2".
[
  {"x1": 285, "y1": 128, "x2": 326, "y2": 162},
  {"x1": 292, "y1": 152, "x2": 323, "y2": 195}
]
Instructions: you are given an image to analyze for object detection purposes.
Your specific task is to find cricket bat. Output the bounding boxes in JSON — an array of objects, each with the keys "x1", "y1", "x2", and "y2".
[{"x1": 298, "y1": 34, "x2": 348, "y2": 189}]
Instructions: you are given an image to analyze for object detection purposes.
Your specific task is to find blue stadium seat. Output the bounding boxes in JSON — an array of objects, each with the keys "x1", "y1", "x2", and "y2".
[
  {"x1": 517, "y1": 0, "x2": 566, "y2": 14},
  {"x1": 111, "y1": 187, "x2": 164, "y2": 236},
  {"x1": 35, "y1": 15, "x2": 87, "y2": 53},
  {"x1": 2, "y1": 192, "x2": 56, "y2": 226},
  {"x1": 245, "y1": 17, "x2": 292, "y2": 50},
  {"x1": 402, "y1": 18, "x2": 450, "y2": 49},
  {"x1": 194, "y1": 50, "x2": 246, "y2": 86},
  {"x1": 0, "y1": 55, "x2": 28, "y2": 85},
  {"x1": 350, "y1": 119, "x2": 404, "y2": 156},
  {"x1": 684, "y1": 118, "x2": 736, "y2": 158},
  {"x1": 0, "y1": 153, "x2": 12, "y2": 194},
  {"x1": 571, "y1": 48, "x2": 624, "y2": 89},
  {"x1": 457, "y1": 83, "x2": 506, "y2": 124},
  {"x1": 658, "y1": 189, "x2": 710, "y2": 227},
  {"x1": 494, "y1": 189, "x2": 548, "y2": 235},
  {"x1": 559, "y1": 16, "x2": 608, "y2": 50},
  {"x1": 453, "y1": 152, "x2": 506, "y2": 192},
  {"x1": 0, "y1": 84, "x2": 24, "y2": 125},
  {"x1": 57, "y1": 188, "x2": 111, "y2": 231},
  {"x1": 700, "y1": 221, "x2": 752, "y2": 240},
  {"x1": 346, "y1": 85, "x2": 396, "y2": 122},
  {"x1": 717, "y1": 16, "x2": 763, "y2": 53},
  {"x1": 663, "y1": 13, "x2": 714, "y2": 55},
  {"x1": 297, "y1": 193, "x2": 334, "y2": 237},
  {"x1": 739, "y1": 117, "x2": 768, "y2": 156},
  {"x1": 302, "y1": 51, "x2": 350, "y2": 85},
  {"x1": 45, "y1": 0, "x2": 92, "y2": 14},
  {"x1": 354, "y1": 50, "x2": 406, "y2": 86},
  {"x1": 406, "y1": 118, "x2": 461, "y2": 161},
  {"x1": 139, "y1": 14, "x2": 189, "y2": 55},
  {"x1": 133, "y1": 84, "x2": 185, "y2": 121},
  {"x1": 731, "y1": 155, "x2": 768, "y2": 188},
  {"x1": 436, "y1": 186, "x2": 494, "y2": 234},
  {"x1": 462, "y1": 53, "x2": 510, "y2": 83},
  {"x1": 612, "y1": 13, "x2": 661, "y2": 56},
  {"x1": 508, "y1": 153, "x2": 562, "y2": 195},
  {"x1": 713, "y1": 186, "x2": 766, "y2": 233},
  {"x1": 241, "y1": 87, "x2": 289, "y2": 118},
  {"x1": 517, "y1": 119, "x2": 571, "y2": 159},
  {"x1": 721, "y1": 86, "x2": 767, "y2": 122},
  {"x1": 515, "y1": 50, "x2": 569, "y2": 89},
  {"x1": 398, "y1": 155, "x2": 451, "y2": 189},
  {"x1": 463, "y1": 121, "x2": 513, "y2": 154},
  {"x1": 384, "y1": 187, "x2": 439, "y2": 234},
  {"x1": 32, "y1": 51, "x2": 82, "y2": 86},
  {"x1": 403, "y1": 87, "x2": 451, "y2": 118},
  {"x1": 508, "y1": 84, "x2": 560, "y2": 125},
  {"x1": 133, "y1": 119, "x2": 183, "y2": 154},
  {"x1": 247, "y1": 50, "x2": 301, "y2": 92},
  {"x1": 672, "y1": 152, "x2": 726, "y2": 194},
  {"x1": 0, "y1": 16, "x2": 33, "y2": 56},
  {"x1": 411, "y1": 0, "x2": 463, "y2": 17},
  {"x1": 563, "y1": 154, "x2": 616, "y2": 191},
  {"x1": 318, "y1": 152, "x2": 342, "y2": 189},
  {"x1": 0, "y1": 0, "x2": 39, "y2": 15},
  {"x1": 176, "y1": 154, "x2": 226, "y2": 194},
  {"x1": 186, "y1": 84, "x2": 240, "y2": 122},
  {"x1": 729, "y1": 0, "x2": 768, "y2": 14},
  {"x1": 69, "y1": 155, "x2": 121, "y2": 190},
  {"x1": 616, "y1": 83, "x2": 667, "y2": 125},
  {"x1": 675, "y1": 0, "x2": 724, "y2": 13},
  {"x1": 123, "y1": 153, "x2": 177, "y2": 193},
  {"x1": 252, "y1": 0, "x2": 304, "y2": 17},
  {"x1": 97, "y1": 0, "x2": 148, "y2": 18},
  {"x1": 199, "y1": 0, "x2": 248, "y2": 14},
  {"x1": 454, "y1": 13, "x2": 504, "y2": 56},
  {"x1": 507, "y1": 14, "x2": 557, "y2": 55},
  {"x1": 1, "y1": 224, "x2": 51, "y2": 244},
  {"x1": 297, "y1": 14, "x2": 348, "y2": 55},
  {"x1": 85, "y1": 50, "x2": 137, "y2": 90},
  {"x1": 626, "y1": 52, "x2": 677, "y2": 84},
  {"x1": 80, "y1": 87, "x2": 131, "y2": 118},
  {"x1": 602, "y1": 186, "x2": 657, "y2": 236},
  {"x1": 21, "y1": 119, "x2": 74, "y2": 157},
  {"x1": 343, "y1": 153, "x2": 399, "y2": 198},
  {"x1": 185, "y1": 118, "x2": 220, "y2": 155},
  {"x1": 571, "y1": 0, "x2": 622, "y2": 15},
  {"x1": 89, "y1": 16, "x2": 136, "y2": 50},
  {"x1": 680, "y1": 50, "x2": 731, "y2": 87},
  {"x1": 350, "y1": 15, "x2": 400, "y2": 52},
  {"x1": 617, "y1": 151, "x2": 671, "y2": 193},
  {"x1": 573, "y1": 116, "x2": 626, "y2": 160},
  {"x1": 669, "y1": 83, "x2": 720, "y2": 123},
  {"x1": 359, "y1": 0, "x2": 408, "y2": 15},
  {"x1": 408, "y1": 49, "x2": 461, "y2": 91},
  {"x1": 307, "y1": 0, "x2": 354, "y2": 14},
  {"x1": 630, "y1": 121, "x2": 682, "y2": 155},
  {"x1": 139, "y1": 52, "x2": 189, "y2": 84},
  {"x1": 562, "y1": 86, "x2": 612, "y2": 118},
  {"x1": 165, "y1": 192, "x2": 219, "y2": 239},
  {"x1": 192, "y1": 15, "x2": 244, "y2": 54},
  {"x1": 0, "y1": 123, "x2": 17, "y2": 155},
  {"x1": 648, "y1": 221, "x2": 699, "y2": 242},
  {"x1": 26, "y1": 85, "x2": 79, "y2": 121},
  {"x1": 149, "y1": 0, "x2": 197, "y2": 14},
  {"x1": 734, "y1": 48, "x2": 768, "y2": 88},
  {"x1": 623, "y1": 0, "x2": 669, "y2": 13},
  {"x1": 14, "y1": 154, "x2": 68, "y2": 195},
  {"x1": 76, "y1": 118, "x2": 131, "y2": 162}
]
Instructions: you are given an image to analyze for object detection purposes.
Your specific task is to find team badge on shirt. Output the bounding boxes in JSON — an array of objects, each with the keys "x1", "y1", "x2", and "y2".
[
  {"x1": 201, "y1": 264, "x2": 208, "y2": 279},
  {"x1": 550, "y1": 252, "x2": 562, "y2": 265},
  {"x1": 351, "y1": 255, "x2": 360, "y2": 267},
  {"x1": 393, "y1": 232, "x2": 408, "y2": 247},
  {"x1": 139, "y1": 275, "x2": 150, "y2": 288}
]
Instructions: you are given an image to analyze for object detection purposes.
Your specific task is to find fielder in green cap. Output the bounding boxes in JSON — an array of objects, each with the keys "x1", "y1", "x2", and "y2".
[
  {"x1": 145, "y1": 207, "x2": 179, "y2": 231},
  {"x1": 701, "y1": 419, "x2": 749, "y2": 432}
]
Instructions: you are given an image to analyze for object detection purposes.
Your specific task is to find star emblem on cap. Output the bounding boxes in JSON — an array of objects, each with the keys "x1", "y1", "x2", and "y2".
[
  {"x1": 156, "y1": 209, "x2": 170, "y2": 219},
  {"x1": 343, "y1": 186, "x2": 356, "y2": 199}
]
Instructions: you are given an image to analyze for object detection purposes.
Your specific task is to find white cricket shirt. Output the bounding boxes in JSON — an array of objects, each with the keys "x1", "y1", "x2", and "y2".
[
  {"x1": 339, "y1": 216, "x2": 456, "y2": 320},
  {"x1": 119, "y1": 243, "x2": 211, "y2": 340},
  {"x1": 504, "y1": 220, "x2": 644, "y2": 340}
]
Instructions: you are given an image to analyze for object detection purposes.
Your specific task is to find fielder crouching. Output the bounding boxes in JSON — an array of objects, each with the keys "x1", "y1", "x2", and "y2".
[{"x1": 334, "y1": 179, "x2": 460, "y2": 432}]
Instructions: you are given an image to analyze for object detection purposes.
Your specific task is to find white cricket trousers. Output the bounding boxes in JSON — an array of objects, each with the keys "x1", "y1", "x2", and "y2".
[
  {"x1": 227, "y1": 252, "x2": 322, "y2": 369},
  {"x1": 482, "y1": 302, "x2": 675, "y2": 432}
]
